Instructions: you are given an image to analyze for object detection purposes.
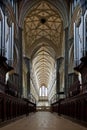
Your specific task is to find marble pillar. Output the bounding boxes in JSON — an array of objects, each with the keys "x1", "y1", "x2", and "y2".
[
  {"x1": 56, "y1": 57, "x2": 63, "y2": 96},
  {"x1": 18, "y1": 27, "x2": 23, "y2": 97},
  {"x1": 24, "y1": 57, "x2": 30, "y2": 97},
  {"x1": 64, "y1": 27, "x2": 69, "y2": 97}
]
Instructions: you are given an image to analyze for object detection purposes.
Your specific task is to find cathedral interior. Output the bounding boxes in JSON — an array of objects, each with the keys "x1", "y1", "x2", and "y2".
[{"x1": 0, "y1": 0, "x2": 87, "y2": 130}]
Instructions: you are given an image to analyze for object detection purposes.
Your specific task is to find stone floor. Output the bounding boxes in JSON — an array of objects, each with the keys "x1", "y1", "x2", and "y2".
[{"x1": 0, "y1": 112, "x2": 87, "y2": 130}]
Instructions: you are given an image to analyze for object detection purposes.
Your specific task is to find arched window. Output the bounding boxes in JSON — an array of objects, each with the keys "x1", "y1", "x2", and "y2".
[
  {"x1": 39, "y1": 87, "x2": 41, "y2": 96},
  {"x1": 39, "y1": 86, "x2": 48, "y2": 97}
]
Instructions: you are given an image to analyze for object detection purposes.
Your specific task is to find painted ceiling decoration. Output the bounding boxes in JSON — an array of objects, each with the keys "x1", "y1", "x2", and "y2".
[{"x1": 23, "y1": 1, "x2": 63, "y2": 88}]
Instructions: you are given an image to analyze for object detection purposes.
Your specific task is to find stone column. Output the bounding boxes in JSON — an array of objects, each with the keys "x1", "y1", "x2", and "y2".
[
  {"x1": 80, "y1": 0, "x2": 87, "y2": 56},
  {"x1": 64, "y1": 27, "x2": 69, "y2": 97},
  {"x1": 18, "y1": 27, "x2": 23, "y2": 97},
  {"x1": 74, "y1": 22, "x2": 81, "y2": 66},
  {"x1": 24, "y1": 57, "x2": 30, "y2": 97},
  {"x1": 56, "y1": 57, "x2": 63, "y2": 96}
]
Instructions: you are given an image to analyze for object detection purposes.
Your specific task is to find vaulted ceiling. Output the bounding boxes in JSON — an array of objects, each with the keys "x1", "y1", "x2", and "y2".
[{"x1": 23, "y1": 1, "x2": 63, "y2": 88}]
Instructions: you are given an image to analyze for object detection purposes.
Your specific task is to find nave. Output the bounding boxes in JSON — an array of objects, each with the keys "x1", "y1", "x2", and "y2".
[
  {"x1": 0, "y1": 112, "x2": 86, "y2": 130},
  {"x1": 0, "y1": 0, "x2": 87, "y2": 129}
]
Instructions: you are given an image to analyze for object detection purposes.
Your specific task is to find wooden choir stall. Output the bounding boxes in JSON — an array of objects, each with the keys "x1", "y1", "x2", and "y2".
[
  {"x1": 0, "y1": 56, "x2": 36, "y2": 124},
  {"x1": 51, "y1": 56, "x2": 87, "y2": 125}
]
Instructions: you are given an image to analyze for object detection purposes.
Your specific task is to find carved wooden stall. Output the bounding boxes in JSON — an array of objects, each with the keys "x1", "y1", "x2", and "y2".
[
  {"x1": 51, "y1": 56, "x2": 87, "y2": 124},
  {"x1": 51, "y1": 85, "x2": 87, "y2": 124},
  {"x1": 23, "y1": 96, "x2": 36, "y2": 114},
  {"x1": 0, "y1": 56, "x2": 13, "y2": 93},
  {"x1": 0, "y1": 56, "x2": 36, "y2": 124},
  {"x1": 0, "y1": 93, "x2": 36, "y2": 124},
  {"x1": 60, "y1": 93, "x2": 87, "y2": 122},
  {"x1": 0, "y1": 92, "x2": 26, "y2": 122}
]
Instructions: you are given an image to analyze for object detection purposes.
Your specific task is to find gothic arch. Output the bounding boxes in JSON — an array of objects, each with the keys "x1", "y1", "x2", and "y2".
[
  {"x1": 21, "y1": 0, "x2": 68, "y2": 94},
  {"x1": 28, "y1": 37, "x2": 57, "y2": 59}
]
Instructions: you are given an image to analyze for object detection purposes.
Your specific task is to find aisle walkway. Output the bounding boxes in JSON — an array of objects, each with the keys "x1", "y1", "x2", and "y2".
[{"x1": 0, "y1": 112, "x2": 86, "y2": 130}]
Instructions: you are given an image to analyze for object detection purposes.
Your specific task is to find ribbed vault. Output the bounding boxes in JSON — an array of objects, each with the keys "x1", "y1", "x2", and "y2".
[
  {"x1": 32, "y1": 44, "x2": 55, "y2": 87},
  {"x1": 23, "y1": 1, "x2": 63, "y2": 89}
]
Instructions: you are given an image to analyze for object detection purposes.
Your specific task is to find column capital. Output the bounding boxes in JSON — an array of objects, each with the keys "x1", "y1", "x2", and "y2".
[
  {"x1": 56, "y1": 57, "x2": 64, "y2": 70},
  {"x1": 56, "y1": 57, "x2": 64, "y2": 60},
  {"x1": 64, "y1": 26, "x2": 68, "y2": 31},
  {"x1": 24, "y1": 56, "x2": 30, "y2": 71},
  {"x1": 24, "y1": 56, "x2": 30, "y2": 63},
  {"x1": 18, "y1": 26, "x2": 23, "y2": 31}
]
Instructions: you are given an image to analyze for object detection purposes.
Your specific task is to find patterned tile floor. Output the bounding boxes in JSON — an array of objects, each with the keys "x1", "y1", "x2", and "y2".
[{"x1": 0, "y1": 112, "x2": 87, "y2": 130}]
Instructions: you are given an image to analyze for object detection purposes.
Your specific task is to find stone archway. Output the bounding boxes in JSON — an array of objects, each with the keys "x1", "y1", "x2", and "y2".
[{"x1": 21, "y1": 0, "x2": 68, "y2": 100}]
